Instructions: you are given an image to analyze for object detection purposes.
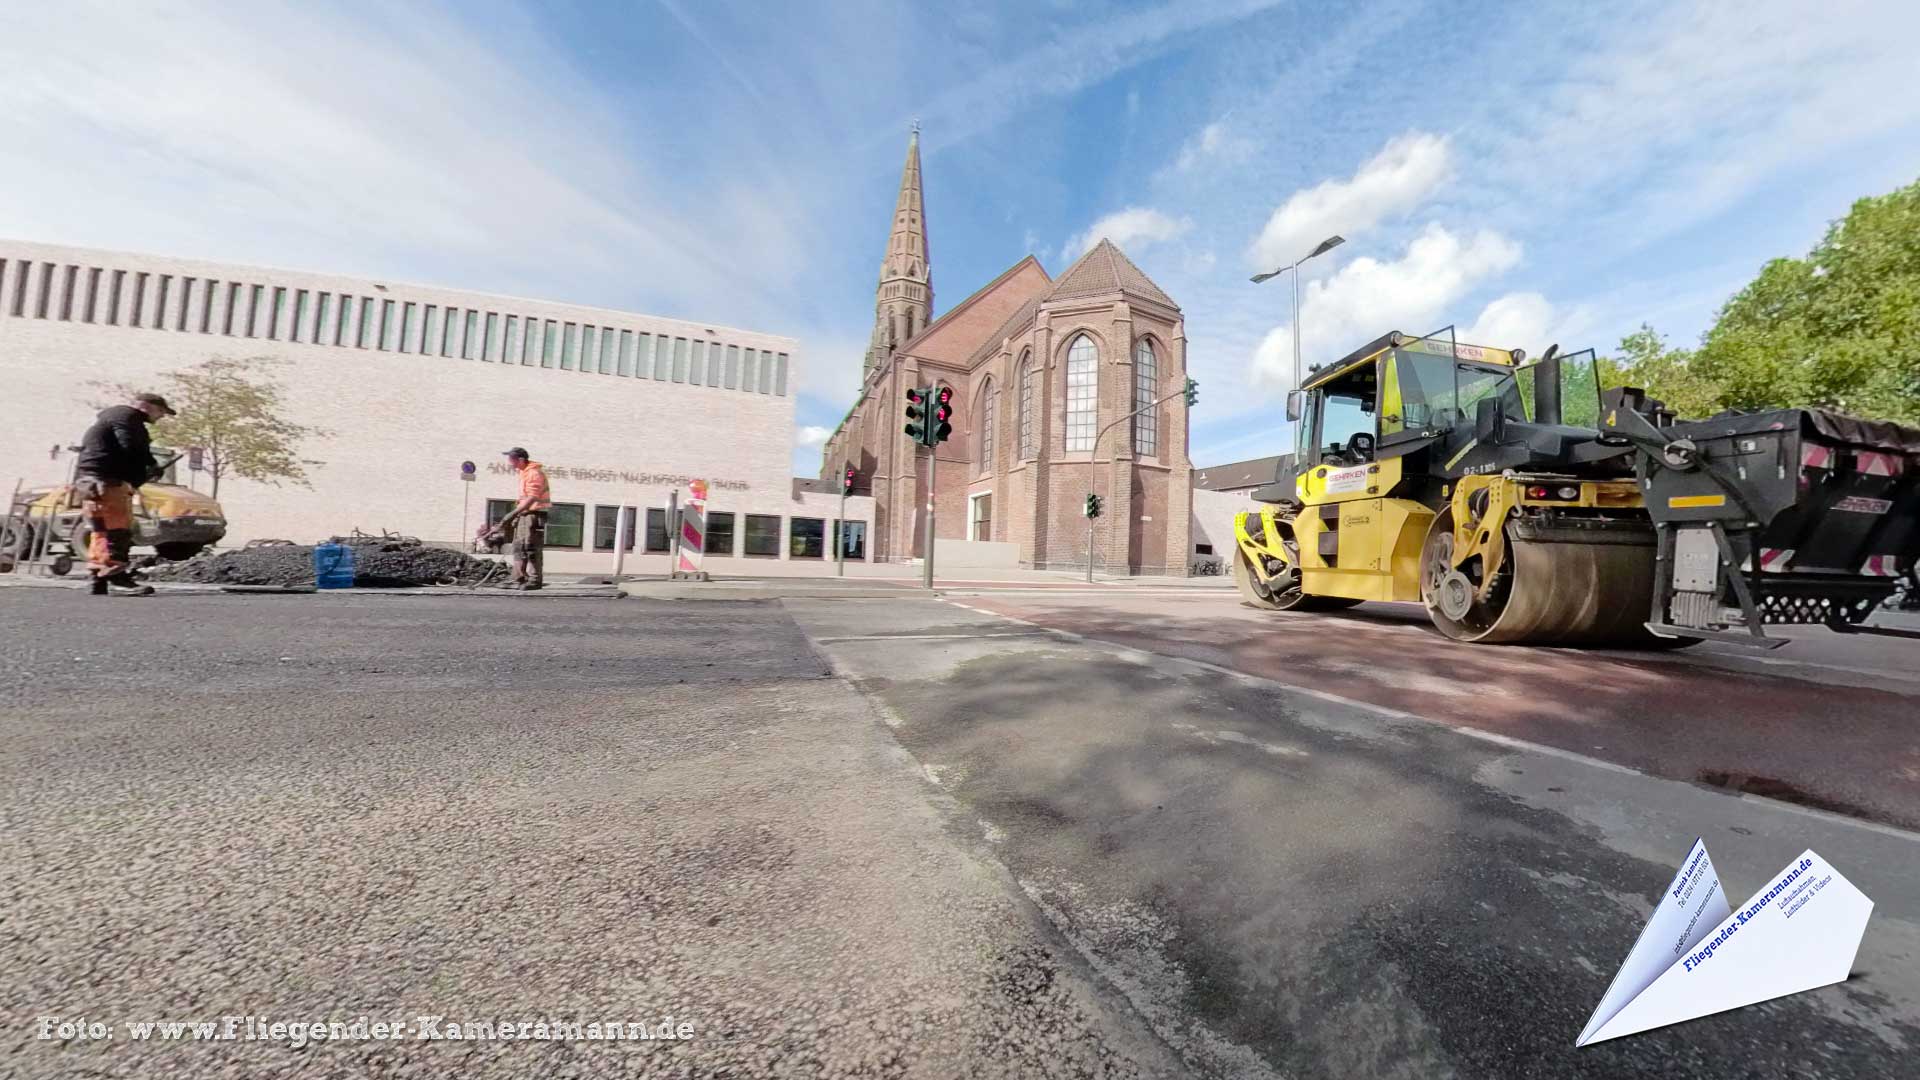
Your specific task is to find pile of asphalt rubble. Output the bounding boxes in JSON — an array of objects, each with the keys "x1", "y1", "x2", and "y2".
[{"x1": 144, "y1": 535, "x2": 505, "y2": 588}]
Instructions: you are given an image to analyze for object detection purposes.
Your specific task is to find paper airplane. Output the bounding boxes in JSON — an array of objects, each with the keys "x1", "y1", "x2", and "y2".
[{"x1": 1578, "y1": 841, "x2": 1873, "y2": 1046}]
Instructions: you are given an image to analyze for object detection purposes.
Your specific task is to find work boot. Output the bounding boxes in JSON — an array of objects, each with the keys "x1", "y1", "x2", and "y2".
[
  {"x1": 108, "y1": 581, "x2": 155, "y2": 596},
  {"x1": 522, "y1": 581, "x2": 544, "y2": 591},
  {"x1": 89, "y1": 577, "x2": 109, "y2": 596}
]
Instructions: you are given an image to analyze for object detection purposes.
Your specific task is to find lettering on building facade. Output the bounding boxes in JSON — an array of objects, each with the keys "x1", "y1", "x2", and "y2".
[{"x1": 485, "y1": 461, "x2": 750, "y2": 490}]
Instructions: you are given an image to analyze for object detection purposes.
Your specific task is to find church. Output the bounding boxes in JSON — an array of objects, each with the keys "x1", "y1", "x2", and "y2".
[{"x1": 818, "y1": 130, "x2": 1194, "y2": 574}]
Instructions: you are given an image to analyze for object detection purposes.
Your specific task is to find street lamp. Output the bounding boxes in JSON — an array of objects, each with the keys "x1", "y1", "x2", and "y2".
[{"x1": 1251, "y1": 234, "x2": 1345, "y2": 390}]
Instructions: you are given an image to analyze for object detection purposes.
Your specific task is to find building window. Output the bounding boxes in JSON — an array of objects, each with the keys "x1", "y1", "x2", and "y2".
[
  {"x1": 464, "y1": 310, "x2": 481, "y2": 359},
  {"x1": 506, "y1": 315, "x2": 522, "y2": 363},
  {"x1": 5, "y1": 260, "x2": 23, "y2": 317},
  {"x1": 1134, "y1": 339, "x2": 1159, "y2": 456},
  {"x1": 245, "y1": 283, "x2": 264, "y2": 337},
  {"x1": 292, "y1": 290, "x2": 309, "y2": 342},
  {"x1": 1065, "y1": 334, "x2": 1097, "y2": 451},
  {"x1": 687, "y1": 338, "x2": 705, "y2": 384},
  {"x1": 705, "y1": 512, "x2": 735, "y2": 555},
  {"x1": 593, "y1": 506, "x2": 638, "y2": 552},
  {"x1": 759, "y1": 350, "x2": 775, "y2": 394},
  {"x1": 83, "y1": 267, "x2": 102, "y2": 323},
  {"x1": 34, "y1": 263, "x2": 54, "y2": 319},
  {"x1": 154, "y1": 275, "x2": 172, "y2": 328},
  {"x1": 439, "y1": 307, "x2": 458, "y2": 356},
  {"x1": 179, "y1": 276, "x2": 196, "y2": 331},
  {"x1": 1195, "y1": 543, "x2": 1214, "y2": 555},
  {"x1": 741, "y1": 348, "x2": 759, "y2": 391},
  {"x1": 707, "y1": 341, "x2": 723, "y2": 387},
  {"x1": 379, "y1": 298, "x2": 397, "y2": 350},
  {"x1": 542, "y1": 319, "x2": 558, "y2": 367},
  {"x1": 541, "y1": 504, "x2": 585, "y2": 549},
  {"x1": 130, "y1": 272, "x2": 151, "y2": 326},
  {"x1": 58, "y1": 265, "x2": 77, "y2": 321},
  {"x1": 270, "y1": 287, "x2": 288, "y2": 340},
  {"x1": 724, "y1": 344, "x2": 740, "y2": 388},
  {"x1": 645, "y1": 335, "x2": 665, "y2": 380},
  {"x1": 980, "y1": 377, "x2": 997, "y2": 472},
  {"x1": 672, "y1": 337, "x2": 689, "y2": 382},
  {"x1": 618, "y1": 330, "x2": 634, "y2": 376},
  {"x1": 775, "y1": 352, "x2": 789, "y2": 396},
  {"x1": 221, "y1": 282, "x2": 240, "y2": 335},
  {"x1": 601, "y1": 328, "x2": 618, "y2": 374},
  {"x1": 743, "y1": 514, "x2": 781, "y2": 556},
  {"x1": 560, "y1": 323, "x2": 578, "y2": 369},
  {"x1": 484, "y1": 312, "x2": 500, "y2": 361},
  {"x1": 835, "y1": 520, "x2": 866, "y2": 560},
  {"x1": 485, "y1": 499, "x2": 515, "y2": 532},
  {"x1": 969, "y1": 494, "x2": 993, "y2": 541},
  {"x1": 107, "y1": 271, "x2": 127, "y2": 325},
  {"x1": 397, "y1": 302, "x2": 415, "y2": 353},
  {"x1": 580, "y1": 326, "x2": 598, "y2": 372},
  {"x1": 644, "y1": 508, "x2": 671, "y2": 553},
  {"x1": 789, "y1": 517, "x2": 825, "y2": 558},
  {"x1": 1018, "y1": 356, "x2": 1036, "y2": 458}
]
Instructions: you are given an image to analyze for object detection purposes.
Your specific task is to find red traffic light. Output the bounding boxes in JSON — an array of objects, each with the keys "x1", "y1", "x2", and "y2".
[
  {"x1": 936, "y1": 385, "x2": 953, "y2": 404},
  {"x1": 906, "y1": 387, "x2": 925, "y2": 404},
  {"x1": 843, "y1": 466, "x2": 856, "y2": 492}
]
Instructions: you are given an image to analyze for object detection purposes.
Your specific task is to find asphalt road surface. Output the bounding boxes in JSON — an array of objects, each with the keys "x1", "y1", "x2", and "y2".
[
  {"x1": 792, "y1": 588, "x2": 1920, "y2": 1079},
  {"x1": 5, "y1": 582, "x2": 1916, "y2": 1079},
  {"x1": 0, "y1": 589, "x2": 1176, "y2": 1080}
]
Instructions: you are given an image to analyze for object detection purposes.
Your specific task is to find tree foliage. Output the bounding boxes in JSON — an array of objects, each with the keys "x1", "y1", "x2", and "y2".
[
  {"x1": 1609, "y1": 177, "x2": 1920, "y2": 424},
  {"x1": 96, "y1": 356, "x2": 330, "y2": 499}
]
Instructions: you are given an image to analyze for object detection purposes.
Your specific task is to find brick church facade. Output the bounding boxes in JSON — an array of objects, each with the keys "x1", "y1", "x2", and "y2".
[{"x1": 819, "y1": 131, "x2": 1194, "y2": 574}]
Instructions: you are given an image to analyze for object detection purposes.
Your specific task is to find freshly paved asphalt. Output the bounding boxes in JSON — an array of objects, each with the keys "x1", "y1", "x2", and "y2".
[
  {"x1": 792, "y1": 593, "x2": 1920, "y2": 1079},
  {"x1": 1, "y1": 588, "x2": 1177, "y2": 1080}
]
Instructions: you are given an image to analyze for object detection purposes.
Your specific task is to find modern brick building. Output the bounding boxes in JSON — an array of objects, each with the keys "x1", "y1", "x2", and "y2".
[
  {"x1": 0, "y1": 239, "x2": 869, "y2": 575},
  {"x1": 820, "y1": 132, "x2": 1194, "y2": 574}
]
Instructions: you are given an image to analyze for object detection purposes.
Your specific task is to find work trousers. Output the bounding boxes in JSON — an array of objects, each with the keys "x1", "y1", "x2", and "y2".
[
  {"x1": 512, "y1": 511, "x2": 547, "y2": 585},
  {"x1": 79, "y1": 477, "x2": 136, "y2": 582}
]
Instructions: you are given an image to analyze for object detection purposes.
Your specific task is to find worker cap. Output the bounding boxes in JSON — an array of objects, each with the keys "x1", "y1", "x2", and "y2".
[
  {"x1": 502, "y1": 447, "x2": 530, "y2": 460},
  {"x1": 135, "y1": 393, "x2": 177, "y2": 416}
]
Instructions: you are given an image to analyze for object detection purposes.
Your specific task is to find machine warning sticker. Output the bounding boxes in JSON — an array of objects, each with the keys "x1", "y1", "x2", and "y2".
[
  {"x1": 1323, "y1": 465, "x2": 1371, "y2": 494},
  {"x1": 1833, "y1": 496, "x2": 1892, "y2": 515}
]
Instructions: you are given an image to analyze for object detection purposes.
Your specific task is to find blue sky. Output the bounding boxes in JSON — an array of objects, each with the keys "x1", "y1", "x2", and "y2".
[{"x1": 5, "y1": 1, "x2": 1918, "y2": 473}]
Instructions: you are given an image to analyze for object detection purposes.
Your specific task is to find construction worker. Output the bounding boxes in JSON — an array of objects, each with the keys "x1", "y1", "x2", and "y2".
[
  {"x1": 75, "y1": 392, "x2": 175, "y2": 596},
  {"x1": 477, "y1": 447, "x2": 551, "y2": 590}
]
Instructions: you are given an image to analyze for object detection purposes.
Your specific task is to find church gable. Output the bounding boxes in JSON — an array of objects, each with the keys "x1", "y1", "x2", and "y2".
[{"x1": 898, "y1": 256, "x2": 1051, "y2": 367}]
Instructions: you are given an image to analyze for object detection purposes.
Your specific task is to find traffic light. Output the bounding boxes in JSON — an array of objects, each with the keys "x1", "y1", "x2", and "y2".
[
  {"x1": 931, "y1": 385, "x2": 954, "y2": 444},
  {"x1": 1084, "y1": 493, "x2": 1102, "y2": 519},
  {"x1": 1183, "y1": 377, "x2": 1199, "y2": 407},
  {"x1": 842, "y1": 464, "x2": 856, "y2": 494},
  {"x1": 904, "y1": 385, "x2": 932, "y2": 443}
]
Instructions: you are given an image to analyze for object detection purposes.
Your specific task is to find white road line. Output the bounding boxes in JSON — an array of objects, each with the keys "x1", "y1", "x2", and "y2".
[
  {"x1": 813, "y1": 631, "x2": 1054, "y2": 643},
  {"x1": 935, "y1": 598, "x2": 1920, "y2": 846}
]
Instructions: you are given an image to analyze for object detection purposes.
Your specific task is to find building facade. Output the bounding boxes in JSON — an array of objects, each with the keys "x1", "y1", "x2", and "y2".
[
  {"x1": 821, "y1": 133, "x2": 1194, "y2": 574},
  {"x1": 0, "y1": 240, "x2": 870, "y2": 574}
]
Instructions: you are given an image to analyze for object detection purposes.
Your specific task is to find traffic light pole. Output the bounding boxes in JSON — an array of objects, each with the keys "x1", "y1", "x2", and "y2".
[
  {"x1": 837, "y1": 485, "x2": 846, "y2": 577},
  {"x1": 923, "y1": 447, "x2": 936, "y2": 590},
  {"x1": 1084, "y1": 381, "x2": 1198, "y2": 584}
]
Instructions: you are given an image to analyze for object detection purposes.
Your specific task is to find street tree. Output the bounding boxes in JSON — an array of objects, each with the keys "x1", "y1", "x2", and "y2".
[{"x1": 95, "y1": 356, "x2": 330, "y2": 499}]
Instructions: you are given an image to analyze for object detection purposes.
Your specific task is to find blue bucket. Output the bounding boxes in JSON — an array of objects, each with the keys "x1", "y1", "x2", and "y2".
[{"x1": 313, "y1": 543, "x2": 356, "y2": 589}]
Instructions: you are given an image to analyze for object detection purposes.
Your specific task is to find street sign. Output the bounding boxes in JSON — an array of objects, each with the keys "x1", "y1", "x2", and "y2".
[
  {"x1": 187, "y1": 446, "x2": 205, "y2": 472},
  {"x1": 460, "y1": 460, "x2": 476, "y2": 482}
]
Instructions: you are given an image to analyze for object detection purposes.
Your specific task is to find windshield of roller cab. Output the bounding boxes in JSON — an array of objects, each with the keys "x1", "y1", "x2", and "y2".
[{"x1": 1382, "y1": 349, "x2": 1525, "y2": 436}]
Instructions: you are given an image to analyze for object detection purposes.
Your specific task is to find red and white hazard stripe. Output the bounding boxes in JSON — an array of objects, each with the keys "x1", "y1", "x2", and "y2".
[
  {"x1": 1756, "y1": 548, "x2": 1794, "y2": 572},
  {"x1": 1861, "y1": 555, "x2": 1901, "y2": 577},
  {"x1": 1856, "y1": 450, "x2": 1905, "y2": 477},
  {"x1": 1801, "y1": 444, "x2": 1833, "y2": 470}
]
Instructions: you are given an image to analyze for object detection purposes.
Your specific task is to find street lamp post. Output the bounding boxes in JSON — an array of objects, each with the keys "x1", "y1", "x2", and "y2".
[{"x1": 1251, "y1": 234, "x2": 1345, "y2": 390}]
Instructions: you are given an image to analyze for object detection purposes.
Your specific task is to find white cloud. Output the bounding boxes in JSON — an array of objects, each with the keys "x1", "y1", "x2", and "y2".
[
  {"x1": 1247, "y1": 131, "x2": 1452, "y2": 270},
  {"x1": 1064, "y1": 207, "x2": 1192, "y2": 262},
  {"x1": 1252, "y1": 223, "x2": 1521, "y2": 388},
  {"x1": 1175, "y1": 119, "x2": 1255, "y2": 171},
  {"x1": 795, "y1": 425, "x2": 834, "y2": 449}
]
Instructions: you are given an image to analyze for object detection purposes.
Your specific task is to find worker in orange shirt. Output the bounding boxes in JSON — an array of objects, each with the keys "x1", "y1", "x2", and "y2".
[{"x1": 478, "y1": 447, "x2": 552, "y2": 590}]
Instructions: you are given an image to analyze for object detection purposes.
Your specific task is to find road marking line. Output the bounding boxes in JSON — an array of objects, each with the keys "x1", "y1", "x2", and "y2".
[
  {"x1": 813, "y1": 631, "x2": 1054, "y2": 643},
  {"x1": 936, "y1": 598, "x2": 1920, "y2": 846}
]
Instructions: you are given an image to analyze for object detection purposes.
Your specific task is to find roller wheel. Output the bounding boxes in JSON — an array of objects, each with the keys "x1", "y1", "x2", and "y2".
[
  {"x1": 1234, "y1": 528, "x2": 1362, "y2": 612},
  {"x1": 1420, "y1": 510, "x2": 1659, "y2": 645}
]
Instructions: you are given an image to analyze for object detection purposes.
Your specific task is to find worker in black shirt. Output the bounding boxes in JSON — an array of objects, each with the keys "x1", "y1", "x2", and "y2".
[{"x1": 74, "y1": 393, "x2": 175, "y2": 596}]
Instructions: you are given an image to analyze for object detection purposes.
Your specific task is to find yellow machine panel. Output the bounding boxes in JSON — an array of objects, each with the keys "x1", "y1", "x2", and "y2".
[
  {"x1": 1294, "y1": 496, "x2": 1434, "y2": 601},
  {"x1": 1297, "y1": 456, "x2": 1401, "y2": 505}
]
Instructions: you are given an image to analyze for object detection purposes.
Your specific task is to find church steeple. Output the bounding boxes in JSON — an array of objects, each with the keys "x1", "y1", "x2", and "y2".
[{"x1": 865, "y1": 125, "x2": 934, "y2": 377}]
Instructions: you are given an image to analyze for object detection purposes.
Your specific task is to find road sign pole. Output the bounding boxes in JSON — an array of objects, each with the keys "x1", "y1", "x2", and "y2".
[
  {"x1": 462, "y1": 485, "x2": 470, "y2": 548},
  {"x1": 923, "y1": 447, "x2": 936, "y2": 590},
  {"x1": 837, "y1": 486, "x2": 847, "y2": 577}
]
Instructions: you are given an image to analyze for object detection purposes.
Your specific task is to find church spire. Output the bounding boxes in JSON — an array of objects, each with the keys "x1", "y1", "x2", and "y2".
[{"x1": 865, "y1": 125, "x2": 933, "y2": 377}]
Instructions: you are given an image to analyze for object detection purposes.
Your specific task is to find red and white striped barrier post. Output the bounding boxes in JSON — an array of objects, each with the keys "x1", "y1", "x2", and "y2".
[{"x1": 674, "y1": 479, "x2": 709, "y2": 581}]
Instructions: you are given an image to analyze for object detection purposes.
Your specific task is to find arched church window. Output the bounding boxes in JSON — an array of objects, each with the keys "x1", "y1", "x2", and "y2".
[
  {"x1": 1018, "y1": 355, "x2": 1036, "y2": 458},
  {"x1": 1065, "y1": 335, "x2": 1097, "y2": 452},
  {"x1": 1134, "y1": 339, "x2": 1159, "y2": 456},
  {"x1": 980, "y1": 377, "x2": 997, "y2": 473}
]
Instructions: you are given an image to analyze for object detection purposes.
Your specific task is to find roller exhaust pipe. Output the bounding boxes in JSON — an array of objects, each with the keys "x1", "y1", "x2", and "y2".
[{"x1": 1534, "y1": 343, "x2": 1562, "y2": 426}]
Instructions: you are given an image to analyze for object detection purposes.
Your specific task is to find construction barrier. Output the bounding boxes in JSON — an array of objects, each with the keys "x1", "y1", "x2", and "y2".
[{"x1": 677, "y1": 479, "x2": 707, "y2": 576}]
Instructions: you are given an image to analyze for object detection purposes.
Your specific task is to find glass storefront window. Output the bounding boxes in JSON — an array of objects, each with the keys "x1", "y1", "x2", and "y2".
[
  {"x1": 593, "y1": 505, "x2": 638, "y2": 551},
  {"x1": 744, "y1": 514, "x2": 781, "y2": 557},
  {"x1": 705, "y1": 512, "x2": 735, "y2": 555},
  {"x1": 645, "y1": 508, "x2": 671, "y2": 553},
  {"x1": 544, "y1": 504, "x2": 585, "y2": 549},
  {"x1": 789, "y1": 517, "x2": 825, "y2": 559},
  {"x1": 834, "y1": 520, "x2": 866, "y2": 560}
]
